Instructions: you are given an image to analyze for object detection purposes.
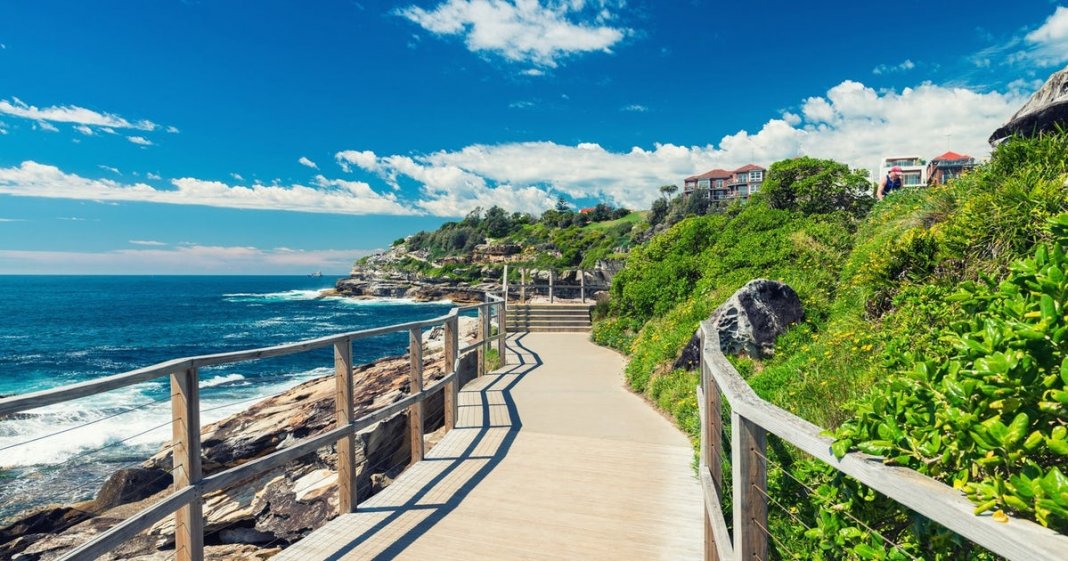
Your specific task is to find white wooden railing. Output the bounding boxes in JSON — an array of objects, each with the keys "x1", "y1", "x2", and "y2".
[
  {"x1": 0, "y1": 296, "x2": 506, "y2": 561},
  {"x1": 697, "y1": 320, "x2": 1068, "y2": 561}
]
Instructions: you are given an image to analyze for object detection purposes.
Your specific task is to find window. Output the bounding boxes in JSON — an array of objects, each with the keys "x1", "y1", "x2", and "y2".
[
  {"x1": 715, "y1": 179, "x2": 724, "y2": 189},
  {"x1": 903, "y1": 172, "x2": 923, "y2": 186},
  {"x1": 738, "y1": 185, "x2": 749, "y2": 196},
  {"x1": 748, "y1": 170, "x2": 763, "y2": 182},
  {"x1": 750, "y1": 183, "x2": 759, "y2": 193},
  {"x1": 698, "y1": 179, "x2": 711, "y2": 189},
  {"x1": 736, "y1": 174, "x2": 747, "y2": 183}
]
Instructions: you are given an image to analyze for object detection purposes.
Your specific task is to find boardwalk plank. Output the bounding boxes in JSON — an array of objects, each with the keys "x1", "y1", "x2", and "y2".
[{"x1": 274, "y1": 333, "x2": 702, "y2": 561}]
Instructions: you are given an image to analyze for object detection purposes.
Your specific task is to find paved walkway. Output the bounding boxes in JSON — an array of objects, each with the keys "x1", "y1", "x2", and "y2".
[{"x1": 274, "y1": 333, "x2": 703, "y2": 561}]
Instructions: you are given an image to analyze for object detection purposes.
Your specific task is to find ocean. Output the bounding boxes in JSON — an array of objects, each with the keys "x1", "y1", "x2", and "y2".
[{"x1": 0, "y1": 276, "x2": 452, "y2": 520}]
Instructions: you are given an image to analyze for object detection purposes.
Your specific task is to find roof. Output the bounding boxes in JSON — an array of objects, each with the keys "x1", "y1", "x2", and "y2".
[
  {"x1": 931, "y1": 151, "x2": 973, "y2": 162},
  {"x1": 733, "y1": 164, "x2": 765, "y2": 173},
  {"x1": 685, "y1": 168, "x2": 734, "y2": 181}
]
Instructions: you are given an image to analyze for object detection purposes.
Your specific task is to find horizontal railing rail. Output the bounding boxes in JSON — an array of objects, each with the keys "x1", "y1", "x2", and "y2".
[
  {"x1": 0, "y1": 293, "x2": 507, "y2": 561},
  {"x1": 696, "y1": 320, "x2": 1068, "y2": 561}
]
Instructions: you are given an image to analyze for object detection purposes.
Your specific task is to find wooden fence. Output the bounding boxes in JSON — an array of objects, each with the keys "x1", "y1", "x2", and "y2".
[
  {"x1": 0, "y1": 296, "x2": 507, "y2": 561},
  {"x1": 502, "y1": 265, "x2": 609, "y2": 304},
  {"x1": 696, "y1": 320, "x2": 1068, "y2": 561}
]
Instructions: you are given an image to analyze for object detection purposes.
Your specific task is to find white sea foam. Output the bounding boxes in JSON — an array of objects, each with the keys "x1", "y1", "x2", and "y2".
[
  {"x1": 222, "y1": 289, "x2": 327, "y2": 303},
  {"x1": 329, "y1": 296, "x2": 451, "y2": 306},
  {"x1": 0, "y1": 367, "x2": 331, "y2": 468},
  {"x1": 199, "y1": 373, "x2": 246, "y2": 389}
]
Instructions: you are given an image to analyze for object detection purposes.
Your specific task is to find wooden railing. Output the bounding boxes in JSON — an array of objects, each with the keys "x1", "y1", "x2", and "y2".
[
  {"x1": 501, "y1": 265, "x2": 607, "y2": 304},
  {"x1": 0, "y1": 296, "x2": 507, "y2": 561},
  {"x1": 696, "y1": 320, "x2": 1068, "y2": 561}
]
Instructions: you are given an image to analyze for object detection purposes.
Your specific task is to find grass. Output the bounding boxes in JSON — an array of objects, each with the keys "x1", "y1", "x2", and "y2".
[{"x1": 582, "y1": 211, "x2": 646, "y2": 232}]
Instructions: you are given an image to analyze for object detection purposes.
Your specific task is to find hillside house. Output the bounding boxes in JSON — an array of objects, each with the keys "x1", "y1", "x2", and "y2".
[
  {"x1": 926, "y1": 151, "x2": 978, "y2": 185},
  {"x1": 683, "y1": 164, "x2": 766, "y2": 202}
]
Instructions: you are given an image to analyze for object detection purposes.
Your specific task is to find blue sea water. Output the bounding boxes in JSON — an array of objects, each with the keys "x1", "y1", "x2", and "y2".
[{"x1": 0, "y1": 276, "x2": 452, "y2": 518}]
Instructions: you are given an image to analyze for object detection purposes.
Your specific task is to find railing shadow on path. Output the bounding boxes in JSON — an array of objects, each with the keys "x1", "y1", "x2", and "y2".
[{"x1": 296, "y1": 333, "x2": 543, "y2": 561}]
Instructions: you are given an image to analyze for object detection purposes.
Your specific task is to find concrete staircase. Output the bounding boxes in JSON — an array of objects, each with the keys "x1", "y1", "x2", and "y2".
[{"x1": 507, "y1": 303, "x2": 593, "y2": 332}]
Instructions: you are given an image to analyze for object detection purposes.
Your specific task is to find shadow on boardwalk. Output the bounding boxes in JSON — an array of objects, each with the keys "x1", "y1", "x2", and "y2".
[{"x1": 275, "y1": 334, "x2": 542, "y2": 561}]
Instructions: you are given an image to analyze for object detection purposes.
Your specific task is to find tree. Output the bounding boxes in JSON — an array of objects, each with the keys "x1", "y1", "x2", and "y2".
[
  {"x1": 659, "y1": 184, "x2": 678, "y2": 198},
  {"x1": 760, "y1": 156, "x2": 874, "y2": 218},
  {"x1": 555, "y1": 196, "x2": 571, "y2": 212},
  {"x1": 648, "y1": 198, "x2": 669, "y2": 227}
]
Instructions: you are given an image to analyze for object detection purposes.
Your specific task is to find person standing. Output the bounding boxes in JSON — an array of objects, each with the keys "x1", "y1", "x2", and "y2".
[{"x1": 877, "y1": 166, "x2": 904, "y2": 200}]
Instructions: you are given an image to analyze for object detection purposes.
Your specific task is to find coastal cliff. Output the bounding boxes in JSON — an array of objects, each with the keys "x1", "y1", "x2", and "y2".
[{"x1": 0, "y1": 319, "x2": 482, "y2": 561}]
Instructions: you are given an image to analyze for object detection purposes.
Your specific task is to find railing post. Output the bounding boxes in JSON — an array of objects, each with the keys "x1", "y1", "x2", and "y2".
[
  {"x1": 732, "y1": 412, "x2": 768, "y2": 561},
  {"x1": 520, "y1": 268, "x2": 527, "y2": 303},
  {"x1": 503, "y1": 264, "x2": 509, "y2": 302},
  {"x1": 171, "y1": 367, "x2": 203, "y2": 561},
  {"x1": 497, "y1": 299, "x2": 506, "y2": 365},
  {"x1": 580, "y1": 269, "x2": 585, "y2": 303},
  {"x1": 444, "y1": 315, "x2": 459, "y2": 430},
  {"x1": 700, "y1": 328, "x2": 723, "y2": 561},
  {"x1": 549, "y1": 269, "x2": 554, "y2": 303},
  {"x1": 408, "y1": 327, "x2": 424, "y2": 464},
  {"x1": 334, "y1": 339, "x2": 357, "y2": 513},
  {"x1": 477, "y1": 302, "x2": 486, "y2": 377}
]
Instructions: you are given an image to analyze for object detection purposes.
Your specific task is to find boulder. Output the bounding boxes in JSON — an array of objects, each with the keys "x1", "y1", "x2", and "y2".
[
  {"x1": 93, "y1": 468, "x2": 173, "y2": 511},
  {"x1": 675, "y1": 279, "x2": 803, "y2": 369},
  {"x1": 990, "y1": 64, "x2": 1068, "y2": 144}
]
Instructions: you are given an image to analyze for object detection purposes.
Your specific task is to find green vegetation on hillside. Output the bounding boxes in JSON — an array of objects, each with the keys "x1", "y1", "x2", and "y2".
[
  {"x1": 374, "y1": 202, "x2": 645, "y2": 274},
  {"x1": 592, "y1": 135, "x2": 1068, "y2": 558}
]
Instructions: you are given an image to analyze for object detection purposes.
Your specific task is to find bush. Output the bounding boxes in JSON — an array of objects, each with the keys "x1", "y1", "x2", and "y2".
[{"x1": 761, "y1": 156, "x2": 874, "y2": 219}]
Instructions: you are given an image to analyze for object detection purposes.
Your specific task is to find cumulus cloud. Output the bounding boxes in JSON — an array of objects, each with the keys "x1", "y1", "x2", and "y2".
[
  {"x1": 230, "y1": 172, "x2": 245, "y2": 181},
  {"x1": 129, "y1": 240, "x2": 167, "y2": 246},
  {"x1": 74, "y1": 125, "x2": 94, "y2": 136},
  {"x1": 397, "y1": 0, "x2": 629, "y2": 67},
  {"x1": 298, "y1": 156, "x2": 319, "y2": 169},
  {"x1": 35, "y1": 121, "x2": 59, "y2": 132},
  {"x1": 335, "y1": 150, "x2": 379, "y2": 173},
  {"x1": 146, "y1": 172, "x2": 162, "y2": 180},
  {"x1": 1023, "y1": 6, "x2": 1068, "y2": 67},
  {"x1": 127, "y1": 135, "x2": 152, "y2": 146},
  {"x1": 0, "y1": 245, "x2": 373, "y2": 275},
  {"x1": 872, "y1": 59, "x2": 916, "y2": 75},
  {"x1": 0, "y1": 97, "x2": 157, "y2": 132},
  {"x1": 0, "y1": 161, "x2": 416, "y2": 216},
  {"x1": 337, "y1": 80, "x2": 1024, "y2": 213}
]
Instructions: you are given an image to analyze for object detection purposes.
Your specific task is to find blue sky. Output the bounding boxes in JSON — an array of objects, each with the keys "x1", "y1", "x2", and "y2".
[{"x1": 1, "y1": 1, "x2": 1065, "y2": 273}]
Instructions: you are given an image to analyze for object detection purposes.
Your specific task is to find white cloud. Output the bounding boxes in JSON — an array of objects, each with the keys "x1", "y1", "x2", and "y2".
[
  {"x1": 521, "y1": 68, "x2": 545, "y2": 76},
  {"x1": 0, "y1": 161, "x2": 417, "y2": 216},
  {"x1": 509, "y1": 100, "x2": 536, "y2": 109},
  {"x1": 0, "y1": 122, "x2": 7, "y2": 135},
  {"x1": 621, "y1": 104, "x2": 647, "y2": 112},
  {"x1": 397, "y1": 0, "x2": 629, "y2": 67},
  {"x1": 339, "y1": 80, "x2": 1024, "y2": 213},
  {"x1": 230, "y1": 172, "x2": 245, "y2": 181},
  {"x1": 0, "y1": 218, "x2": 25, "y2": 222},
  {"x1": 35, "y1": 121, "x2": 59, "y2": 132},
  {"x1": 1024, "y1": 6, "x2": 1068, "y2": 67},
  {"x1": 166, "y1": 125, "x2": 179, "y2": 133},
  {"x1": 146, "y1": 172, "x2": 162, "y2": 180},
  {"x1": 0, "y1": 245, "x2": 374, "y2": 275},
  {"x1": 872, "y1": 59, "x2": 916, "y2": 75},
  {"x1": 97, "y1": 165, "x2": 121, "y2": 175},
  {"x1": 74, "y1": 125, "x2": 94, "y2": 136},
  {"x1": 335, "y1": 150, "x2": 379, "y2": 173},
  {"x1": 127, "y1": 135, "x2": 152, "y2": 146},
  {"x1": 0, "y1": 97, "x2": 157, "y2": 131},
  {"x1": 129, "y1": 240, "x2": 167, "y2": 246},
  {"x1": 298, "y1": 156, "x2": 319, "y2": 169}
]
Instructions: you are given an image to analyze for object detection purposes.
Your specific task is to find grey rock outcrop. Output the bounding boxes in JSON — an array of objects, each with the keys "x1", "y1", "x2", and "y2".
[
  {"x1": 675, "y1": 279, "x2": 803, "y2": 369},
  {"x1": 990, "y1": 65, "x2": 1068, "y2": 144}
]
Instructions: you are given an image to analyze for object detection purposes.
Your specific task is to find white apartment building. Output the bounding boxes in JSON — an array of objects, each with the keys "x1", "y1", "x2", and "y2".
[{"x1": 878, "y1": 156, "x2": 927, "y2": 187}]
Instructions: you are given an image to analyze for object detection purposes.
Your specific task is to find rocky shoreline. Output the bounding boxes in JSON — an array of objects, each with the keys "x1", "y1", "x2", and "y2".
[{"x1": 0, "y1": 319, "x2": 482, "y2": 561}]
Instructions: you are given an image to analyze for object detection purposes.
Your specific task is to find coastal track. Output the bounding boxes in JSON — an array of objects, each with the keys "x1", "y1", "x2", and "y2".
[{"x1": 274, "y1": 332, "x2": 703, "y2": 561}]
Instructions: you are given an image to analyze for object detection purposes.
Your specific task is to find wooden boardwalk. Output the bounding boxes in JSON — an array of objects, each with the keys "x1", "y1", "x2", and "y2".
[{"x1": 274, "y1": 332, "x2": 703, "y2": 561}]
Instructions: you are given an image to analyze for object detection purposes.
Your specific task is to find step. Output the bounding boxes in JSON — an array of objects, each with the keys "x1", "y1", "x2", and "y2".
[
  {"x1": 508, "y1": 322, "x2": 592, "y2": 329},
  {"x1": 511, "y1": 326, "x2": 592, "y2": 333},
  {"x1": 508, "y1": 311, "x2": 591, "y2": 319},
  {"x1": 508, "y1": 305, "x2": 594, "y2": 311}
]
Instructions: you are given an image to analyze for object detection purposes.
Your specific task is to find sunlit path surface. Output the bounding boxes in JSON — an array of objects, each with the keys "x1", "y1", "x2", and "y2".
[{"x1": 274, "y1": 333, "x2": 702, "y2": 561}]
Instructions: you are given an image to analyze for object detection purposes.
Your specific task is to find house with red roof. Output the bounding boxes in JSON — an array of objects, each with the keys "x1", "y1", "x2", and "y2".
[
  {"x1": 926, "y1": 151, "x2": 978, "y2": 185},
  {"x1": 682, "y1": 164, "x2": 766, "y2": 202}
]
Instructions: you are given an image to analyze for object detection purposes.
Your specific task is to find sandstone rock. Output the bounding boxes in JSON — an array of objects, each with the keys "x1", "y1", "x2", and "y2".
[
  {"x1": 675, "y1": 279, "x2": 803, "y2": 369},
  {"x1": 93, "y1": 468, "x2": 172, "y2": 511},
  {"x1": 990, "y1": 64, "x2": 1068, "y2": 144}
]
